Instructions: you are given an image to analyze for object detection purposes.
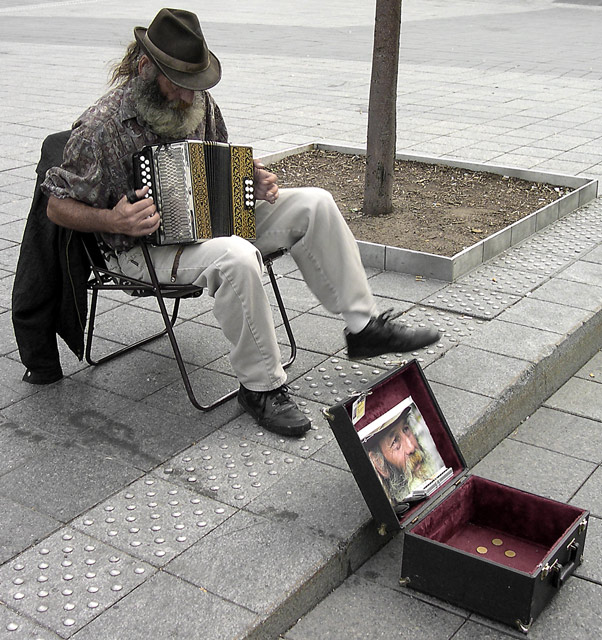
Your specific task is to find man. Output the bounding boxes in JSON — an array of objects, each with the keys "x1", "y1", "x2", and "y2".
[
  {"x1": 42, "y1": 8, "x2": 439, "y2": 438},
  {"x1": 366, "y1": 407, "x2": 441, "y2": 503}
]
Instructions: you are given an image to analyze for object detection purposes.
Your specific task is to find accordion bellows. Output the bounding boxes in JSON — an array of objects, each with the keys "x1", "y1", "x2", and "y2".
[{"x1": 133, "y1": 140, "x2": 256, "y2": 245}]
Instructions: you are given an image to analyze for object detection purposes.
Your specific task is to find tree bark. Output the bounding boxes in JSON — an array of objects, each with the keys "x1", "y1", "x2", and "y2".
[{"x1": 364, "y1": 0, "x2": 402, "y2": 216}]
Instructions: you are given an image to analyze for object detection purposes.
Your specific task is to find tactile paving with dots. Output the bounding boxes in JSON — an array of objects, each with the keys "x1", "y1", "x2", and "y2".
[
  {"x1": 399, "y1": 307, "x2": 483, "y2": 359},
  {"x1": 490, "y1": 201, "x2": 602, "y2": 276},
  {"x1": 423, "y1": 279, "x2": 524, "y2": 316},
  {"x1": 157, "y1": 430, "x2": 302, "y2": 507},
  {"x1": 0, "y1": 528, "x2": 153, "y2": 638},
  {"x1": 289, "y1": 357, "x2": 388, "y2": 405},
  {"x1": 71, "y1": 476, "x2": 234, "y2": 567}
]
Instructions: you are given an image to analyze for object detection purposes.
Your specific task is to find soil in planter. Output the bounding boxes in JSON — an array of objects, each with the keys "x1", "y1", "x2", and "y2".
[{"x1": 266, "y1": 149, "x2": 572, "y2": 258}]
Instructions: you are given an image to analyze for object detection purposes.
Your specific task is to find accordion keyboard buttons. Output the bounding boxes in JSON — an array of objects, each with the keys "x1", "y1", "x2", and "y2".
[
  {"x1": 137, "y1": 156, "x2": 154, "y2": 198},
  {"x1": 244, "y1": 178, "x2": 254, "y2": 208}
]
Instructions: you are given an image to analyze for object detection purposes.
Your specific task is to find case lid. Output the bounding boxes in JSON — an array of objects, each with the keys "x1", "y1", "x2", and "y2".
[{"x1": 324, "y1": 360, "x2": 467, "y2": 534}]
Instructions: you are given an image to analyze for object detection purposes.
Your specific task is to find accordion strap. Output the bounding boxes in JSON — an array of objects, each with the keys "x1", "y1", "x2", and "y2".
[{"x1": 170, "y1": 245, "x2": 186, "y2": 283}]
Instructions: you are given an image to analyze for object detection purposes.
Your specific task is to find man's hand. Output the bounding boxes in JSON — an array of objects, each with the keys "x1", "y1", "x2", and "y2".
[
  {"x1": 253, "y1": 159, "x2": 279, "y2": 204},
  {"x1": 112, "y1": 186, "x2": 161, "y2": 236},
  {"x1": 46, "y1": 187, "x2": 160, "y2": 238}
]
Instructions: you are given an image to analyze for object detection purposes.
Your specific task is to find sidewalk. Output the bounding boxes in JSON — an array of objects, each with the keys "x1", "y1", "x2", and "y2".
[{"x1": 0, "y1": 1, "x2": 601, "y2": 639}]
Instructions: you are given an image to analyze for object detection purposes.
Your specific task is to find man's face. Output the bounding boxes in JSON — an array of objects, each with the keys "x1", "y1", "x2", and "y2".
[
  {"x1": 156, "y1": 74, "x2": 195, "y2": 109},
  {"x1": 378, "y1": 420, "x2": 424, "y2": 476},
  {"x1": 133, "y1": 60, "x2": 204, "y2": 138}
]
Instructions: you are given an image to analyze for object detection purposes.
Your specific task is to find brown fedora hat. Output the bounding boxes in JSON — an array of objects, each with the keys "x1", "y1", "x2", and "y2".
[{"x1": 134, "y1": 8, "x2": 221, "y2": 91}]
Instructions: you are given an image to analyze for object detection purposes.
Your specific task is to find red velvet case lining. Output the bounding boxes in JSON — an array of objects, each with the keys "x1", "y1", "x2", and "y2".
[{"x1": 411, "y1": 475, "x2": 585, "y2": 573}]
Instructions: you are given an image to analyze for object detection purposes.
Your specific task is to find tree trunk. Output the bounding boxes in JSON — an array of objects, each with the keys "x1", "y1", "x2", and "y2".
[{"x1": 364, "y1": 0, "x2": 402, "y2": 216}]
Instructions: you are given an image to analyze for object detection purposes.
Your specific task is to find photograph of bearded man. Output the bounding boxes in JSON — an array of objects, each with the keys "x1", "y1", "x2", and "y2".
[{"x1": 364, "y1": 403, "x2": 445, "y2": 505}]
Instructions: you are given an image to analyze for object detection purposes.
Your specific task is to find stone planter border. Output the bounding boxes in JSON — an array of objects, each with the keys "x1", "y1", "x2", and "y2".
[{"x1": 260, "y1": 143, "x2": 598, "y2": 281}]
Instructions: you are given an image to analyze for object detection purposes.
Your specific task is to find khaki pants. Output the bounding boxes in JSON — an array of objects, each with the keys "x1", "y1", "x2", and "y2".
[{"x1": 117, "y1": 187, "x2": 377, "y2": 391}]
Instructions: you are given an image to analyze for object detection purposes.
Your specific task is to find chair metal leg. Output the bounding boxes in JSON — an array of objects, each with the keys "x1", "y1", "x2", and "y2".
[
  {"x1": 264, "y1": 256, "x2": 297, "y2": 368},
  {"x1": 85, "y1": 286, "x2": 181, "y2": 366}
]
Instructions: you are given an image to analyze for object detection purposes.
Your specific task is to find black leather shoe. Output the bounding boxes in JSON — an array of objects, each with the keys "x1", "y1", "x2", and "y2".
[
  {"x1": 346, "y1": 309, "x2": 440, "y2": 359},
  {"x1": 238, "y1": 384, "x2": 311, "y2": 437}
]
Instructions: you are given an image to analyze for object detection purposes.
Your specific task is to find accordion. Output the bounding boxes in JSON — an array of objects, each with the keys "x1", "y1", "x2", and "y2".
[{"x1": 133, "y1": 140, "x2": 256, "y2": 246}]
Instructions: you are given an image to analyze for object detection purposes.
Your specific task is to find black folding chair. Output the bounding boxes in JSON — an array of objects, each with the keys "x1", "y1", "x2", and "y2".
[{"x1": 83, "y1": 237, "x2": 297, "y2": 410}]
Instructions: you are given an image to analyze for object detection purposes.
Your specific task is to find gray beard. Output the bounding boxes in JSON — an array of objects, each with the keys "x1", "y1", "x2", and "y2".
[{"x1": 132, "y1": 75, "x2": 204, "y2": 139}]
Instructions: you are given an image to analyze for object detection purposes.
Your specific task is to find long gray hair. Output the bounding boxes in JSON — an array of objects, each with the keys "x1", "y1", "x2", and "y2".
[{"x1": 109, "y1": 41, "x2": 143, "y2": 86}]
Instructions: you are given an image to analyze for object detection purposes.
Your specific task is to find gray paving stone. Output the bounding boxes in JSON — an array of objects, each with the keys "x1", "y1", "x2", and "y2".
[
  {"x1": 512, "y1": 577, "x2": 602, "y2": 639},
  {"x1": 583, "y1": 244, "x2": 602, "y2": 264},
  {"x1": 284, "y1": 574, "x2": 464, "y2": 640},
  {"x1": 511, "y1": 406, "x2": 602, "y2": 464},
  {"x1": 0, "y1": 495, "x2": 60, "y2": 565},
  {"x1": 558, "y1": 259, "x2": 602, "y2": 287},
  {"x1": 208, "y1": 344, "x2": 326, "y2": 389},
  {"x1": 545, "y1": 377, "x2": 602, "y2": 422},
  {"x1": 55, "y1": 400, "x2": 218, "y2": 472},
  {"x1": 0, "y1": 245, "x2": 19, "y2": 271},
  {"x1": 426, "y1": 380, "x2": 495, "y2": 448},
  {"x1": 70, "y1": 571, "x2": 257, "y2": 640},
  {"x1": 137, "y1": 319, "x2": 231, "y2": 368},
  {"x1": 424, "y1": 345, "x2": 529, "y2": 398},
  {"x1": 263, "y1": 274, "x2": 320, "y2": 313},
  {"x1": 143, "y1": 367, "x2": 243, "y2": 422},
  {"x1": 0, "y1": 439, "x2": 141, "y2": 523},
  {"x1": 471, "y1": 439, "x2": 596, "y2": 503},
  {"x1": 166, "y1": 509, "x2": 338, "y2": 615},
  {"x1": 571, "y1": 467, "x2": 602, "y2": 518},
  {"x1": 246, "y1": 459, "x2": 370, "y2": 542},
  {"x1": 496, "y1": 297, "x2": 593, "y2": 335},
  {"x1": 0, "y1": 356, "x2": 42, "y2": 410},
  {"x1": 89, "y1": 304, "x2": 166, "y2": 346},
  {"x1": 450, "y1": 620, "x2": 522, "y2": 639},
  {"x1": 529, "y1": 277, "x2": 602, "y2": 312},
  {"x1": 366, "y1": 271, "x2": 447, "y2": 303},
  {"x1": 463, "y1": 319, "x2": 561, "y2": 362},
  {"x1": 310, "y1": 436, "x2": 350, "y2": 471},
  {"x1": 71, "y1": 348, "x2": 193, "y2": 401},
  {"x1": 0, "y1": 273, "x2": 14, "y2": 309},
  {"x1": 0, "y1": 417, "x2": 54, "y2": 475},
  {"x1": 1, "y1": 379, "x2": 132, "y2": 438},
  {"x1": 575, "y1": 349, "x2": 602, "y2": 382},
  {"x1": 0, "y1": 218, "x2": 25, "y2": 242},
  {"x1": 276, "y1": 311, "x2": 347, "y2": 356}
]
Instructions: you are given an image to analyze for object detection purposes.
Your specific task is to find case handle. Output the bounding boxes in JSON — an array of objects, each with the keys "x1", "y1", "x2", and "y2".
[{"x1": 550, "y1": 540, "x2": 580, "y2": 590}]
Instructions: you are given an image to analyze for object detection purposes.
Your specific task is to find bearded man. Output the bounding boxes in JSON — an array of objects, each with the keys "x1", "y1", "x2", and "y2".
[
  {"x1": 42, "y1": 8, "x2": 439, "y2": 437},
  {"x1": 366, "y1": 407, "x2": 440, "y2": 503}
]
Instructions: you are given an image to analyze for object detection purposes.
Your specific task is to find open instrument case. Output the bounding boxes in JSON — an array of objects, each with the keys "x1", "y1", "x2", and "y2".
[{"x1": 323, "y1": 360, "x2": 589, "y2": 633}]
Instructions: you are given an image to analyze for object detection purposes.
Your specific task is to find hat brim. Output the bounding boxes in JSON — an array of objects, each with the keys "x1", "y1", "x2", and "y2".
[{"x1": 134, "y1": 26, "x2": 222, "y2": 91}]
